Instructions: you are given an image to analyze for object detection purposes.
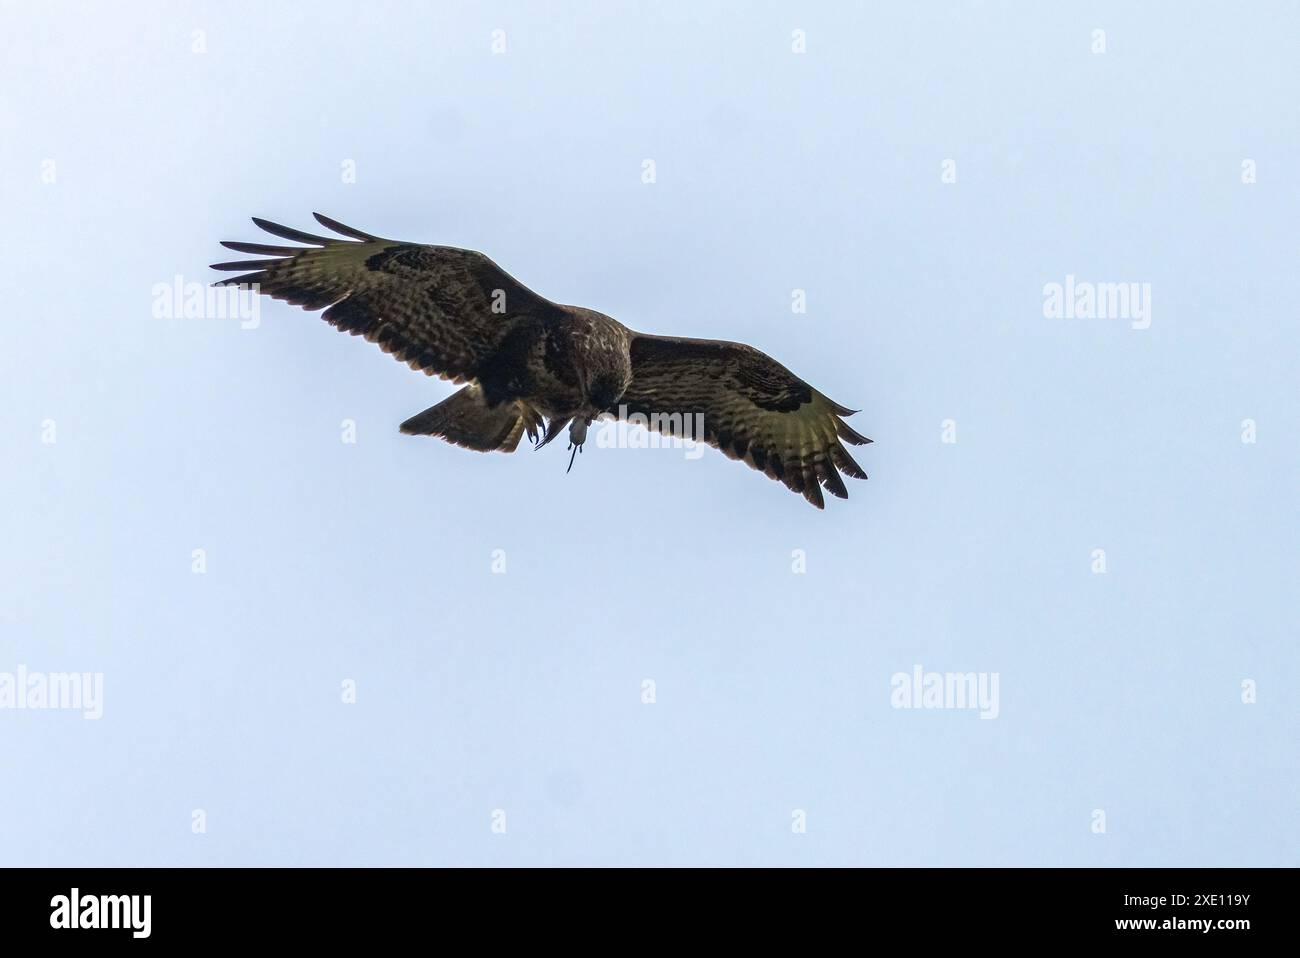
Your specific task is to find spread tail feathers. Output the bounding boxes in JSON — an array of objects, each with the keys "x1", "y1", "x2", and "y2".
[{"x1": 399, "y1": 384, "x2": 540, "y2": 453}]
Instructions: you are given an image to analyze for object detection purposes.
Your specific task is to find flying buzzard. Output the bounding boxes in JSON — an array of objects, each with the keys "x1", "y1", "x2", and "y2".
[{"x1": 212, "y1": 214, "x2": 871, "y2": 508}]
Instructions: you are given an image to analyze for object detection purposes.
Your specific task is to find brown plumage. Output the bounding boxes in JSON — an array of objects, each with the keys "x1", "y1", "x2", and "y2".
[{"x1": 212, "y1": 214, "x2": 871, "y2": 508}]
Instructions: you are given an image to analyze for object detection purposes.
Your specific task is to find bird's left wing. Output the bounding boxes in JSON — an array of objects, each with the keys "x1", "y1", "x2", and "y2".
[
  {"x1": 212, "y1": 213, "x2": 561, "y2": 384},
  {"x1": 618, "y1": 334, "x2": 870, "y2": 508}
]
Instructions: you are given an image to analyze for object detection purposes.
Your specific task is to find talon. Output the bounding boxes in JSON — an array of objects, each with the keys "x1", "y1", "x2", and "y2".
[{"x1": 536, "y1": 417, "x2": 571, "y2": 451}]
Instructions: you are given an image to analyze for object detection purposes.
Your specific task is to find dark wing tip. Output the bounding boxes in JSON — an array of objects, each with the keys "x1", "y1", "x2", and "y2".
[
  {"x1": 211, "y1": 273, "x2": 265, "y2": 287},
  {"x1": 825, "y1": 397, "x2": 859, "y2": 417},
  {"x1": 210, "y1": 259, "x2": 285, "y2": 271},
  {"x1": 822, "y1": 468, "x2": 849, "y2": 500},
  {"x1": 252, "y1": 217, "x2": 333, "y2": 246},
  {"x1": 836, "y1": 418, "x2": 872, "y2": 446},
  {"x1": 313, "y1": 212, "x2": 380, "y2": 241},
  {"x1": 221, "y1": 240, "x2": 297, "y2": 255}
]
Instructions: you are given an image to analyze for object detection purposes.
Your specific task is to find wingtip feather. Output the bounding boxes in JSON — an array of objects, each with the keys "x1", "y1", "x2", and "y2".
[
  {"x1": 312, "y1": 212, "x2": 380, "y2": 241},
  {"x1": 836, "y1": 418, "x2": 872, "y2": 446},
  {"x1": 252, "y1": 217, "x2": 333, "y2": 246}
]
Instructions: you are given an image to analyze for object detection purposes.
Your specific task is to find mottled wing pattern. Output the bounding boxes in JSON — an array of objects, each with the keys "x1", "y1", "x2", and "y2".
[
  {"x1": 619, "y1": 335, "x2": 870, "y2": 508},
  {"x1": 212, "y1": 213, "x2": 561, "y2": 383}
]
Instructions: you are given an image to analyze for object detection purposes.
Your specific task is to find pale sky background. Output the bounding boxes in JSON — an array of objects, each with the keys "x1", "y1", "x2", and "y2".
[{"x1": 1, "y1": 1, "x2": 1296, "y2": 866}]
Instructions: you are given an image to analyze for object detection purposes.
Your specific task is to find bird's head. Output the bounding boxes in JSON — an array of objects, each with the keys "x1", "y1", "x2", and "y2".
[{"x1": 585, "y1": 373, "x2": 624, "y2": 415}]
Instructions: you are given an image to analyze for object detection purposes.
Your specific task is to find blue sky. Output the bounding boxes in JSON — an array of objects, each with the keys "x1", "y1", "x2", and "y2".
[{"x1": 1, "y1": 1, "x2": 1296, "y2": 866}]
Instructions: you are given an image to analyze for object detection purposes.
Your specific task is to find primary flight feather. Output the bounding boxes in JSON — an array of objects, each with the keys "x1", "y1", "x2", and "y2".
[{"x1": 212, "y1": 214, "x2": 871, "y2": 508}]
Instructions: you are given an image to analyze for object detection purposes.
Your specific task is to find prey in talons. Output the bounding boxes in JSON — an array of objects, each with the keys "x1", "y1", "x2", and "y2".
[{"x1": 533, "y1": 415, "x2": 591, "y2": 473}]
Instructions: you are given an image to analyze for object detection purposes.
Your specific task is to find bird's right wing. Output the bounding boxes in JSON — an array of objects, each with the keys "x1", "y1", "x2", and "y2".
[
  {"x1": 619, "y1": 334, "x2": 870, "y2": 508},
  {"x1": 212, "y1": 213, "x2": 561, "y2": 383}
]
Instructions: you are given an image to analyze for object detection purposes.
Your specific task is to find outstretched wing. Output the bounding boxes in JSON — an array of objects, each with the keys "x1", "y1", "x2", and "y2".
[
  {"x1": 212, "y1": 213, "x2": 561, "y2": 383},
  {"x1": 619, "y1": 334, "x2": 870, "y2": 508}
]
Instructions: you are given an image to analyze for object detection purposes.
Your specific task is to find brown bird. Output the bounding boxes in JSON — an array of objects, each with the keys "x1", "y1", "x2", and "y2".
[{"x1": 212, "y1": 214, "x2": 870, "y2": 507}]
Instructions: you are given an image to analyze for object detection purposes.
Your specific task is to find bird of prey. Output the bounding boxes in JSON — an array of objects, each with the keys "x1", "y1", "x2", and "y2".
[{"x1": 212, "y1": 214, "x2": 871, "y2": 508}]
